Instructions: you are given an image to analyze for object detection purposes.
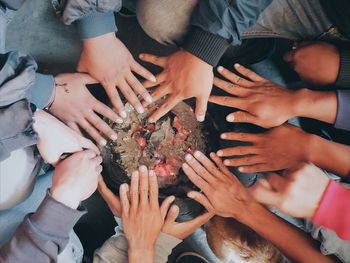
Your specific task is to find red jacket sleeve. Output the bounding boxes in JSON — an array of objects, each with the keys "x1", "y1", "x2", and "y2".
[{"x1": 312, "y1": 180, "x2": 350, "y2": 241}]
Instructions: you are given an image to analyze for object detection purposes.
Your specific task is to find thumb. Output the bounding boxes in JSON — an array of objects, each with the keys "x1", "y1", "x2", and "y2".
[
  {"x1": 248, "y1": 179, "x2": 280, "y2": 207},
  {"x1": 160, "y1": 196, "x2": 175, "y2": 220},
  {"x1": 164, "y1": 205, "x2": 180, "y2": 225},
  {"x1": 226, "y1": 111, "x2": 260, "y2": 125},
  {"x1": 187, "y1": 191, "x2": 215, "y2": 213},
  {"x1": 79, "y1": 136, "x2": 100, "y2": 155},
  {"x1": 195, "y1": 97, "x2": 208, "y2": 122},
  {"x1": 79, "y1": 73, "x2": 98, "y2": 84}
]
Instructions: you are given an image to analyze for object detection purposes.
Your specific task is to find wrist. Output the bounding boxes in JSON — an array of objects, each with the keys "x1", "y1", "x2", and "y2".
[
  {"x1": 50, "y1": 188, "x2": 80, "y2": 209},
  {"x1": 82, "y1": 32, "x2": 115, "y2": 48},
  {"x1": 128, "y1": 247, "x2": 154, "y2": 263}
]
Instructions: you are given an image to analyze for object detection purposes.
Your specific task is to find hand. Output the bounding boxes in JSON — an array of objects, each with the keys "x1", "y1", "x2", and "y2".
[
  {"x1": 284, "y1": 42, "x2": 340, "y2": 86},
  {"x1": 120, "y1": 166, "x2": 175, "y2": 263},
  {"x1": 50, "y1": 73, "x2": 122, "y2": 146},
  {"x1": 77, "y1": 33, "x2": 156, "y2": 117},
  {"x1": 140, "y1": 50, "x2": 213, "y2": 122},
  {"x1": 182, "y1": 151, "x2": 253, "y2": 219},
  {"x1": 210, "y1": 64, "x2": 299, "y2": 128},
  {"x1": 249, "y1": 163, "x2": 330, "y2": 218},
  {"x1": 33, "y1": 110, "x2": 99, "y2": 164},
  {"x1": 218, "y1": 124, "x2": 312, "y2": 173},
  {"x1": 98, "y1": 174, "x2": 212, "y2": 240},
  {"x1": 50, "y1": 150, "x2": 102, "y2": 209}
]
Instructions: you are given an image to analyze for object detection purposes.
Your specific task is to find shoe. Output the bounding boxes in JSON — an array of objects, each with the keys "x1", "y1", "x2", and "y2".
[
  {"x1": 219, "y1": 38, "x2": 276, "y2": 67},
  {"x1": 175, "y1": 252, "x2": 210, "y2": 263}
]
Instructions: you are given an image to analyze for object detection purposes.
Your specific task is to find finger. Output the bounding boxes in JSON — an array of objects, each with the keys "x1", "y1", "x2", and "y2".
[
  {"x1": 102, "y1": 83, "x2": 126, "y2": 118},
  {"x1": 238, "y1": 163, "x2": 278, "y2": 173},
  {"x1": 98, "y1": 176, "x2": 122, "y2": 216},
  {"x1": 139, "y1": 165, "x2": 149, "y2": 205},
  {"x1": 83, "y1": 149, "x2": 97, "y2": 159},
  {"x1": 130, "y1": 171, "x2": 139, "y2": 211},
  {"x1": 120, "y1": 184, "x2": 130, "y2": 215},
  {"x1": 177, "y1": 212, "x2": 213, "y2": 235},
  {"x1": 93, "y1": 98, "x2": 123, "y2": 124},
  {"x1": 150, "y1": 84, "x2": 171, "y2": 103},
  {"x1": 92, "y1": 156, "x2": 103, "y2": 166},
  {"x1": 79, "y1": 119, "x2": 106, "y2": 147},
  {"x1": 223, "y1": 155, "x2": 265, "y2": 167},
  {"x1": 131, "y1": 60, "x2": 157, "y2": 83},
  {"x1": 87, "y1": 112, "x2": 118, "y2": 141},
  {"x1": 208, "y1": 96, "x2": 248, "y2": 111},
  {"x1": 213, "y1": 77, "x2": 250, "y2": 97},
  {"x1": 225, "y1": 111, "x2": 260, "y2": 126},
  {"x1": 182, "y1": 163, "x2": 210, "y2": 193},
  {"x1": 249, "y1": 180, "x2": 280, "y2": 207},
  {"x1": 126, "y1": 72, "x2": 153, "y2": 104},
  {"x1": 193, "y1": 151, "x2": 222, "y2": 179},
  {"x1": 233, "y1": 64, "x2": 265, "y2": 82},
  {"x1": 217, "y1": 145, "x2": 260, "y2": 157},
  {"x1": 164, "y1": 205, "x2": 180, "y2": 225},
  {"x1": 187, "y1": 191, "x2": 215, "y2": 213},
  {"x1": 160, "y1": 195, "x2": 175, "y2": 220},
  {"x1": 217, "y1": 66, "x2": 254, "y2": 87},
  {"x1": 79, "y1": 73, "x2": 98, "y2": 84},
  {"x1": 118, "y1": 79, "x2": 144, "y2": 114},
  {"x1": 209, "y1": 152, "x2": 233, "y2": 177},
  {"x1": 219, "y1": 132, "x2": 260, "y2": 143},
  {"x1": 139, "y1": 53, "x2": 166, "y2": 67},
  {"x1": 79, "y1": 136, "x2": 100, "y2": 155},
  {"x1": 96, "y1": 164, "x2": 103, "y2": 174},
  {"x1": 149, "y1": 170, "x2": 159, "y2": 208},
  {"x1": 266, "y1": 173, "x2": 287, "y2": 191},
  {"x1": 185, "y1": 154, "x2": 216, "y2": 184},
  {"x1": 195, "y1": 97, "x2": 208, "y2": 122},
  {"x1": 149, "y1": 95, "x2": 180, "y2": 123},
  {"x1": 143, "y1": 72, "x2": 167, "y2": 89},
  {"x1": 67, "y1": 122, "x2": 83, "y2": 135}
]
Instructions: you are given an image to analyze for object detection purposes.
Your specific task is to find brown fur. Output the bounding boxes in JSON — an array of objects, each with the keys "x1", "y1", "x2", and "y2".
[{"x1": 206, "y1": 216, "x2": 283, "y2": 263}]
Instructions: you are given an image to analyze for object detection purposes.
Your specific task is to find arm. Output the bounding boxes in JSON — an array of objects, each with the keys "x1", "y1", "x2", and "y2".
[{"x1": 182, "y1": 0, "x2": 273, "y2": 66}]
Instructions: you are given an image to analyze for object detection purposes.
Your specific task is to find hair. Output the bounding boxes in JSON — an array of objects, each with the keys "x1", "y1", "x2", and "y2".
[{"x1": 206, "y1": 216, "x2": 283, "y2": 263}]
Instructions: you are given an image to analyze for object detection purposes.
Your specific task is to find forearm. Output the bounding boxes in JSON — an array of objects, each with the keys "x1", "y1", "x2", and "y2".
[
  {"x1": 307, "y1": 135, "x2": 350, "y2": 177},
  {"x1": 238, "y1": 203, "x2": 334, "y2": 263},
  {"x1": 293, "y1": 89, "x2": 337, "y2": 124}
]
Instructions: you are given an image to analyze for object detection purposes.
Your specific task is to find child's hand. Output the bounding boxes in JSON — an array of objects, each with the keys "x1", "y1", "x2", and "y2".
[
  {"x1": 284, "y1": 41, "x2": 340, "y2": 86},
  {"x1": 33, "y1": 110, "x2": 99, "y2": 165},
  {"x1": 217, "y1": 124, "x2": 312, "y2": 173},
  {"x1": 249, "y1": 163, "x2": 329, "y2": 219}
]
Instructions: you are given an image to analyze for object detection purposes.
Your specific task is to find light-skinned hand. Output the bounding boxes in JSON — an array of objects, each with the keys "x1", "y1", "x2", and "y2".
[
  {"x1": 249, "y1": 163, "x2": 330, "y2": 218},
  {"x1": 50, "y1": 149, "x2": 102, "y2": 209},
  {"x1": 140, "y1": 50, "x2": 213, "y2": 122},
  {"x1": 77, "y1": 33, "x2": 156, "y2": 117},
  {"x1": 33, "y1": 110, "x2": 99, "y2": 165},
  {"x1": 50, "y1": 73, "x2": 122, "y2": 146}
]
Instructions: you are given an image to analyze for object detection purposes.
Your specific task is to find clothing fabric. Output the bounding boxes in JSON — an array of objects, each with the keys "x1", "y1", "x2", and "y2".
[
  {"x1": 336, "y1": 46, "x2": 350, "y2": 88},
  {"x1": 335, "y1": 90, "x2": 350, "y2": 131},
  {"x1": 94, "y1": 217, "x2": 182, "y2": 263},
  {"x1": 312, "y1": 180, "x2": 350, "y2": 241}
]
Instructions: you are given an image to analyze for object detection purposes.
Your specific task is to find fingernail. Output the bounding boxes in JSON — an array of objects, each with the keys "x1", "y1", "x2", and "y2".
[
  {"x1": 132, "y1": 171, "x2": 139, "y2": 178},
  {"x1": 185, "y1": 154, "x2": 193, "y2": 161},
  {"x1": 136, "y1": 106, "x2": 145, "y2": 114},
  {"x1": 149, "y1": 170, "x2": 156, "y2": 176},
  {"x1": 218, "y1": 66, "x2": 224, "y2": 72},
  {"x1": 99, "y1": 139, "x2": 107, "y2": 146},
  {"x1": 224, "y1": 160, "x2": 230, "y2": 165},
  {"x1": 121, "y1": 183, "x2": 129, "y2": 190},
  {"x1": 150, "y1": 76, "x2": 157, "y2": 83},
  {"x1": 234, "y1": 63, "x2": 241, "y2": 68},
  {"x1": 139, "y1": 165, "x2": 147, "y2": 172},
  {"x1": 226, "y1": 114, "x2": 234, "y2": 122},
  {"x1": 145, "y1": 94, "x2": 153, "y2": 103},
  {"x1": 170, "y1": 196, "x2": 175, "y2": 202},
  {"x1": 120, "y1": 110, "x2": 127, "y2": 118},
  {"x1": 187, "y1": 192, "x2": 194, "y2": 198},
  {"x1": 221, "y1": 133, "x2": 227, "y2": 139},
  {"x1": 110, "y1": 134, "x2": 118, "y2": 141},
  {"x1": 139, "y1": 54, "x2": 144, "y2": 59},
  {"x1": 217, "y1": 150, "x2": 223, "y2": 157},
  {"x1": 182, "y1": 163, "x2": 189, "y2": 169},
  {"x1": 116, "y1": 117, "x2": 123, "y2": 124},
  {"x1": 149, "y1": 117, "x2": 155, "y2": 123},
  {"x1": 197, "y1": 115, "x2": 205, "y2": 122},
  {"x1": 238, "y1": 167, "x2": 244, "y2": 172},
  {"x1": 194, "y1": 151, "x2": 201, "y2": 159}
]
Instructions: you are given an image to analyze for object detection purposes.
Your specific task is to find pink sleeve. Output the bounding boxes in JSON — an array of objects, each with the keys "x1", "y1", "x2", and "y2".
[{"x1": 312, "y1": 180, "x2": 350, "y2": 241}]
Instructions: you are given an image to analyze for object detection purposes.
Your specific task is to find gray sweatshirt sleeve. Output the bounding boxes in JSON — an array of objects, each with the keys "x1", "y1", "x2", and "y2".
[
  {"x1": 182, "y1": 0, "x2": 272, "y2": 66},
  {"x1": 0, "y1": 193, "x2": 86, "y2": 263},
  {"x1": 335, "y1": 90, "x2": 350, "y2": 131},
  {"x1": 0, "y1": 52, "x2": 54, "y2": 161},
  {"x1": 51, "y1": 0, "x2": 122, "y2": 39}
]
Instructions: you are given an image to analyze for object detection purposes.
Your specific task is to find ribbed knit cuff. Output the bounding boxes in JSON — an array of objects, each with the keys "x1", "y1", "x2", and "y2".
[
  {"x1": 334, "y1": 90, "x2": 350, "y2": 131},
  {"x1": 182, "y1": 26, "x2": 230, "y2": 66},
  {"x1": 30, "y1": 192, "x2": 86, "y2": 238},
  {"x1": 335, "y1": 47, "x2": 350, "y2": 88},
  {"x1": 77, "y1": 11, "x2": 117, "y2": 39},
  {"x1": 29, "y1": 74, "x2": 55, "y2": 109}
]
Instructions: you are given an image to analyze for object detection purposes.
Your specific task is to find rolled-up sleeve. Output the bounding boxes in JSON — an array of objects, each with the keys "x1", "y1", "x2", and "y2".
[{"x1": 335, "y1": 90, "x2": 350, "y2": 131}]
